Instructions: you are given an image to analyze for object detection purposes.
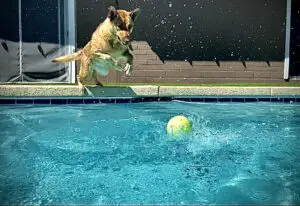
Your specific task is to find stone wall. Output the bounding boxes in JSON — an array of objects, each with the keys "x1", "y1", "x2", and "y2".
[{"x1": 95, "y1": 41, "x2": 285, "y2": 84}]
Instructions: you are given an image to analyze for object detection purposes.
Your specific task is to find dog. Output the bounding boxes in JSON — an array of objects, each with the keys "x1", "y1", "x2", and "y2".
[
  {"x1": 51, "y1": 6, "x2": 140, "y2": 92},
  {"x1": 92, "y1": 30, "x2": 134, "y2": 76}
]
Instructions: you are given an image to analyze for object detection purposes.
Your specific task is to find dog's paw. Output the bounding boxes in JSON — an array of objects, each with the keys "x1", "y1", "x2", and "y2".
[
  {"x1": 77, "y1": 80, "x2": 85, "y2": 94},
  {"x1": 78, "y1": 84, "x2": 85, "y2": 94},
  {"x1": 125, "y1": 64, "x2": 132, "y2": 75}
]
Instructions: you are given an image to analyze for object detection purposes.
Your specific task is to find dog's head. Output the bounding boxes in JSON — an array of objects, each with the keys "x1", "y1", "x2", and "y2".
[
  {"x1": 116, "y1": 30, "x2": 131, "y2": 46},
  {"x1": 107, "y1": 6, "x2": 140, "y2": 34}
]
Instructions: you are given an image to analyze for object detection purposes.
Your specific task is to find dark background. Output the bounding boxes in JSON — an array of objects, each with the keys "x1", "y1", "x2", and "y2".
[
  {"x1": 0, "y1": 1, "x2": 19, "y2": 42},
  {"x1": 0, "y1": 0, "x2": 20, "y2": 82},
  {"x1": 290, "y1": 0, "x2": 300, "y2": 76},
  {"x1": 0, "y1": 0, "x2": 299, "y2": 82},
  {"x1": 77, "y1": 0, "x2": 287, "y2": 63}
]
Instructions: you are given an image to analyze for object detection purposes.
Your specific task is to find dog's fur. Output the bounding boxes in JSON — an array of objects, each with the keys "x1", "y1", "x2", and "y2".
[{"x1": 52, "y1": 6, "x2": 140, "y2": 92}]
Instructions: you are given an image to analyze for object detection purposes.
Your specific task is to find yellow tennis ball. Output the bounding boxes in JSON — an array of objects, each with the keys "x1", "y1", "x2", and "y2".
[{"x1": 167, "y1": 115, "x2": 192, "y2": 138}]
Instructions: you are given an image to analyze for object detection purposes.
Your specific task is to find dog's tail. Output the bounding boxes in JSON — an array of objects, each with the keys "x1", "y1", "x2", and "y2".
[{"x1": 52, "y1": 50, "x2": 82, "y2": 63}]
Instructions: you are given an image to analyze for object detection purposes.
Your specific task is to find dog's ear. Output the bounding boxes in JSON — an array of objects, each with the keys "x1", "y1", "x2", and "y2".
[
  {"x1": 108, "y1": 6, "x2": 118, "y2": 21},
  {"x1": 130, "y1": 8, "x2": 140, "y2": 22}
]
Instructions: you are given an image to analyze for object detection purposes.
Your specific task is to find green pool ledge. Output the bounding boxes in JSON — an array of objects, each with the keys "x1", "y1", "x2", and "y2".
[{"x1": 0, "y1": 83, "x2": 300, "y2": 97}]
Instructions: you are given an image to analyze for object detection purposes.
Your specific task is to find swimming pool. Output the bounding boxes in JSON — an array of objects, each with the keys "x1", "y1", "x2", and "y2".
[{"x1": 0, "y1": 101, "x2": 299, "y2": 204}]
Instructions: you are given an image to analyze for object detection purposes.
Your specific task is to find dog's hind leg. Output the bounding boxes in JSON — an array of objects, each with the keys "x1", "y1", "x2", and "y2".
[
  {"x1": 91, "y1": 70, "x2": 104, "y2": 87},
  {"x1": 78, "y1": 54, "x2": 94, "y2": 95}
]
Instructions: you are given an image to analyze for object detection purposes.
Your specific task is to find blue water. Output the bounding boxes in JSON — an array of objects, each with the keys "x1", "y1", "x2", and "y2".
[{"x1": 0, "y1": 101, "x2": 299, "y2": 205}]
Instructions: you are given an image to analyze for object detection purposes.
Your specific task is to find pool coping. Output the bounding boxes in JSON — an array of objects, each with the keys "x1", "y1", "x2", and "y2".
[
  {"x1": 0, "y1": 85, "x2": 300, "y2": 104},
  {"x1": 0, "y1": 85, "x2": 300, "y2": 97}
]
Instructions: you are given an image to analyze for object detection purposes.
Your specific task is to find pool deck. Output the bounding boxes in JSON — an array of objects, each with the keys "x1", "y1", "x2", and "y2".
[{"x1": 0, "y1": 85, "x2": 300, "y2": 97}]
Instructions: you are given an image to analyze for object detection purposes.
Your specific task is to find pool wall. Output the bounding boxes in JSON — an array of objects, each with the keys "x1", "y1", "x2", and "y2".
[{"x1": 98, "y1": 42, "x2": 290, "y2": 85}]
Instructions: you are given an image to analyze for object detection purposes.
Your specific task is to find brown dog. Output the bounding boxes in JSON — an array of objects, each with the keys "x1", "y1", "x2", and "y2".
[{"x1": 52, "y1": 6, "x2": 140, "y2": 92}]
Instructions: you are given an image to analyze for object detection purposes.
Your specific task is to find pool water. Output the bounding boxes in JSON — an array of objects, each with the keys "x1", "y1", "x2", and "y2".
[{"x1": 0, "y1": 101, "x2": 299, "y2": 205}]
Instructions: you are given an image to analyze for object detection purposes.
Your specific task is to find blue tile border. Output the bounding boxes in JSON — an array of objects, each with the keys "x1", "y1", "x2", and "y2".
[
  {"x1": 0, "y1": 96, "x2": 300, "y2": 105},
  {"x1": 51, "y1": 99, "x2": 67, "y2": 105},
  {"x1": 100, "y1": 99, "x2": 116, "y2": 104},
  {"x1": 203, "y1": 98, "x2": 218, "y2": 103},
  {"x1": 33, "y1": 99, "x2": 51, "y2": 104},
  {"x1": 218, "y1": 98, "x2": 232, "y2": 102},
  {"x1": 271, "y1": 97, "x2": 283, "y2": 103},
  {"x1": 83, "y1": 99, "x2": 100, "y2": 104},
  {"x1": 67, "y1": 99, "x2": 84, "y2": 104},
  {"x1": 283, "y1": 98, "x2": 296, "y2": 103},
  {"x1": 0, "y1": 99, "x2": 16, "y2": 104},
  {"x1": 16, "y1": 99, "x2": 34, "y2": 104}
]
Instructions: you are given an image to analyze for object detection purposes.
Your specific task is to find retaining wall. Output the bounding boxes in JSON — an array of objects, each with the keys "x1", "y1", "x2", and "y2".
[{"x1": 95, "y1": 41, "x2": 285, "y2": 85}]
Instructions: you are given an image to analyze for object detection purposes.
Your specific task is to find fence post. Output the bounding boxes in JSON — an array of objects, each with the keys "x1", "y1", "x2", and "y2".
[
  {"x1": 284, "y1": 0, "x2": 291, "y2": 80},
  {"x1": 18, "y1": 0, "x2": 23, "y2": 82},
  {"x1": 65, "y1": 0, "x2": 76, "y2": 83}
]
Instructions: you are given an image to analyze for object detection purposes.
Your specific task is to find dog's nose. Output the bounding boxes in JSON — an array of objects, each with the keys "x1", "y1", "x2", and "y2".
[{"x1": 124, "y1": 39, "x2": 130, "y2": 45}]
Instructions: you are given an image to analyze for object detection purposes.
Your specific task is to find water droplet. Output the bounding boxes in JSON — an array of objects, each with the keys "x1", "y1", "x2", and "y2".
[{"x1": 161, "y1": 20, "x2": 166, "y2": 24}]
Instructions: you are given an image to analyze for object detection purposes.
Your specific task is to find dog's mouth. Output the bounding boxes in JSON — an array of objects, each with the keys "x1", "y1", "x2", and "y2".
[{"x1": 118, "y1": 35, "x2": 130, "y2": 45}]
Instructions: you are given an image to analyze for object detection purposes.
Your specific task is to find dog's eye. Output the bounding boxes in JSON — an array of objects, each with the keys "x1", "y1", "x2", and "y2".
[
  {"x1": 118, "y1": 24, "x2": 127, "y2": 31},
  {"x1": 117, "y1": 21, "x2": 122, "y2": 27},
  {"x1": 128, "y1": 24, "x2": 132, "y2": 31},
  {"x1": 115, "y1": 19, "x2": 122, "y2": 27}
]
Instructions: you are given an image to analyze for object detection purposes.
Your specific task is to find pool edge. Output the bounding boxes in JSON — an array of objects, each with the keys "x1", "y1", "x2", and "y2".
[{"x1": 0, "y1": 85, "x2": 300, "y2": 97}]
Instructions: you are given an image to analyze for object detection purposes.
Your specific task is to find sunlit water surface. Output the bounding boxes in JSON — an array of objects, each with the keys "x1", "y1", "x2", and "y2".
[{"x1": 0, "y1": 102, "x2": 299, "y2": 205}]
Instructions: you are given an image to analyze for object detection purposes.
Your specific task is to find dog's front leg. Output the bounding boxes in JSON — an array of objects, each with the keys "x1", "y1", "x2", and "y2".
[
  {"x1": 93, "y1": 50, "x2": 113, "y2": 60},
  {"x1": 120, "y1": 44, "x2": 134, "y2": 75},
  {"x1": 124, "y1": 64, "x2": 132, "y2": 75},
  {"x1": 93, "y1": 50, "x2": 120, "y2": 67},
  {"x1": 124, "y1": 47, "x2": 134, "y2": 75},
  {"x1": 77, "y1": 75, "x2": 85, "y2": 93},
  {"x1": 93, "y1": 52, "x2": 112, "y2": 60}
]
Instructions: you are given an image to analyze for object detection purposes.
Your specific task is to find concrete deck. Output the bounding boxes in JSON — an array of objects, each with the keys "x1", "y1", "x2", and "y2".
[{"x1": 0, "y1": 85, "x2": 300, "y2": 97}]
